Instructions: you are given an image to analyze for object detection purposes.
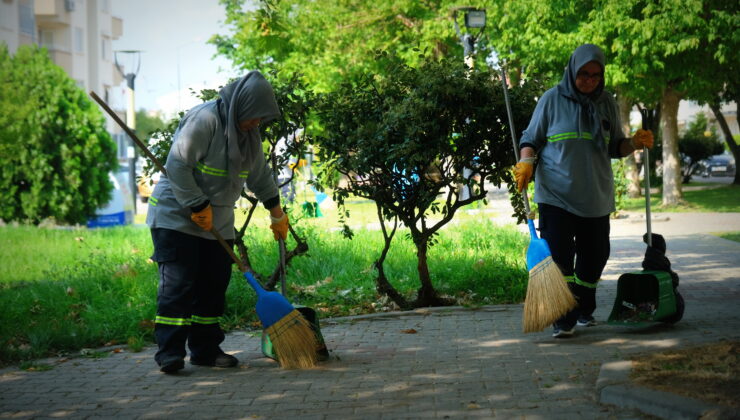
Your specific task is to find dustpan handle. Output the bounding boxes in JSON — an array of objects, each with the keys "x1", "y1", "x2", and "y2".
[
  {"x1": 640, "y1": 109, "x2": 653, "y2": 247},
  {"x1": 278, "y1": 238, "x2": 288, "y2": 298},
  {"x1": 500, "y1": 62, "x2": 532, "y2": 217},
  {"x1": 269, "y1": 147, "x2": 289, "y2": 298}
]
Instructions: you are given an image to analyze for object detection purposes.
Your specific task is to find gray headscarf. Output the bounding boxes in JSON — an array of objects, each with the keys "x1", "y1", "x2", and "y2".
[
  {"x1": 218, "y1": 71, "x2": 281, "y2": 186},
  {"x1": 557, "y1": 44, "x2": 606, "y2": 143}
]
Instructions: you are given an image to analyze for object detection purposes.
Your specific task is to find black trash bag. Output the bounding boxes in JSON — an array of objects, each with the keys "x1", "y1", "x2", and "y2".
[{"x1": 641, "y1": 233, "x2": 684, "y2": 323}]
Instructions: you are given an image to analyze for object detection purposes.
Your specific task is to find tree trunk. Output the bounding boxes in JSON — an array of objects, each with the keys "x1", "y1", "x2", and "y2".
[
  {"x1": 375, "y1": 262, "x2": 411, "y2": 310},
  {"x1": 373, "y1": 212, "x2": 410, "y2": 309},
  {"x1": 411, "y1": 238, "x2": 454, "y2": 307},
  {"x1": 375, "y1": 239, "x2": 411, "y2": 310},
  {"x1": 617, "y1": 93, "x2": 641, "y2": 197},
  {"x1": 709, "y1": 102, "x2": 740, "y2": 185},
  {"x1": 660, "y1": 87, "x2": 684, "y2": 206}
]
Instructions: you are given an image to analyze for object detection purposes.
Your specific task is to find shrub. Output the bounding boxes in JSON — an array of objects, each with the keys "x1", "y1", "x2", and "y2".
[
  {"x1": 0, "y1": 45, "x2": 117, "y2": 224},
  {"x1": 313, "y1": 51, "x2": 539, "y2": 308}
]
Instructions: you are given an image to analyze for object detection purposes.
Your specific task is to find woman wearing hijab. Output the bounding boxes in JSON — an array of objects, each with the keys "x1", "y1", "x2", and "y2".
[
  {"x1": 514, "y1": 44, "x2": 654, "y2": 338},
  {"x1": 146, "y1": 71, "x2": 289, "y2": 373}
]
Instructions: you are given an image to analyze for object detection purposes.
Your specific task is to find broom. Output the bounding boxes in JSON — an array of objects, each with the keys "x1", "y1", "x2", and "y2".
[
  {"x1": 497, "y1": 65, "x2": 577, "y2": 333},
  {"x1": 211, "y1": 230, "x2": 319, "y2": 369},
  {"x1": 89, "y1": 91, "x2": 318, "y2": 369}
]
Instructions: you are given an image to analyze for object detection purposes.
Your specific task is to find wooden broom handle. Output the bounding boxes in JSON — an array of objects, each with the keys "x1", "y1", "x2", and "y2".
[
  {"x1": 210, "y1": 229, "x2": 248, "y2": 273},
  {"x1": 89, "y1": 91, "x2": 166, "y2": 175}
]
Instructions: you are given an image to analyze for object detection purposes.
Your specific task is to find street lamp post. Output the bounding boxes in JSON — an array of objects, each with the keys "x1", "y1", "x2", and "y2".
[
  {"x1": 451, "y1": 7, "x2": 486, "y2": 201},
  {"x1": 114, "y1": 50, "x2": 142, "y2": 211},
  {"x1": 451, "y1": 7, "x2": 486, "y2": 70}
]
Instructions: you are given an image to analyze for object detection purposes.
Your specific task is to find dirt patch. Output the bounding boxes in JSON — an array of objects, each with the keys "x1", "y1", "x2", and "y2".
[{"x1": 630, "y1": 341, "x2": 740, "y2": 409}]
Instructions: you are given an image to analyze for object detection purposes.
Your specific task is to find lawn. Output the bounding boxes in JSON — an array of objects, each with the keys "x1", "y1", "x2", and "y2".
[
  {"x1": 621, "y1": 184, "x2": 740, "y2": 212},
  {"x1": 715, "y1": 231, "x2": 740, "y2": 242},
  {"x1": 3, "y1": 183, "x2": 738, "y2": 366},
  {"x1": 0, "y1": 198, "x2": 527, "y2": 365}
]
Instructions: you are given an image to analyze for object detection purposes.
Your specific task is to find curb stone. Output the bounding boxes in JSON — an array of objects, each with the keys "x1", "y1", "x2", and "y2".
[
  {"x1": 320, "y1": 304, "x2": 510, "y2": 324},
  {"x1": 597, "y1": 360, "x2": 739, "y2": 420}
]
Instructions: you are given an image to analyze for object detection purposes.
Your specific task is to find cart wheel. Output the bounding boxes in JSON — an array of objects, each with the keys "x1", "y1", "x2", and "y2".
[{"x1": 662, "y1": 291, "x2": 685, "y2": 324}]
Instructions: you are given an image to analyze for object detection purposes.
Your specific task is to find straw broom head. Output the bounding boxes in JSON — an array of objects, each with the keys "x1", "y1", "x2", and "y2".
[
  {"x1": 265, "y1": 309, "x2": 319, "y2": 369},
  {"x1": 523, "y1": 257, "x2": 577, "y2": 333}
]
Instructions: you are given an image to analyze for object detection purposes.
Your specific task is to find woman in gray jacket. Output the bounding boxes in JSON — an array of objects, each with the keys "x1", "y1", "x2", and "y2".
[
  {"x1": 146, "y1": 72, "x2": 289, "y2": 373},
  {"x1": 514, "y1": 44, "x2": 653, "y2": 338}
]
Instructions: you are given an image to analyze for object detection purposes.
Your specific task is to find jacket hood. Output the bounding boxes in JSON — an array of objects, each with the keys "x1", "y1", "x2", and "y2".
[{"x1": 218, "y1": 71, "x2": 280, "y2": 186}]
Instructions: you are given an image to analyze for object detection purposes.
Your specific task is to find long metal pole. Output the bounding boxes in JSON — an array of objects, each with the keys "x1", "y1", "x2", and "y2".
[
  {"x1": 500, "y1": 61, "x2": 532, "y2": 216},
  {"x1": 641, "y1": 109, "x2": 653, "y2": 247}
]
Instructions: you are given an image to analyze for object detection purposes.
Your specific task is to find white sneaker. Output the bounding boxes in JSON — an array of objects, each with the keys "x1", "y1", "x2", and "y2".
[
  {"x1": 552, "y1": 325, "x2": 575, "y2": 338},
  {"x1": 577, "y1": 316, "x2": 597, "y2": 327}
]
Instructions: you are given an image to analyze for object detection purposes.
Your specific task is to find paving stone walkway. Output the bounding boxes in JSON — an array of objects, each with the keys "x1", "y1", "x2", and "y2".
[{"x1": 2, "y1": 208, "x2": 739, "y2": 419}]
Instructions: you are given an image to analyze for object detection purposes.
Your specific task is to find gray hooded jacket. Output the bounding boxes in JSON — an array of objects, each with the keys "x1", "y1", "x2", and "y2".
[
  {"x1": 146, "y1": 71, "x2": 281, "y2": 239},
  {"x1": 519, "y1": 44, "x2": 629, "y2": 217}
]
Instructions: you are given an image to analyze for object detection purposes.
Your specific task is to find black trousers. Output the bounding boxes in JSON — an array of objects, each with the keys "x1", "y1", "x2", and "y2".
[
  {"x1": 538, "y1": 203, "x2": 610, "y2": 328},
  {"x1": 150, "y1": 228, "x2": 233, "y2": 366}
]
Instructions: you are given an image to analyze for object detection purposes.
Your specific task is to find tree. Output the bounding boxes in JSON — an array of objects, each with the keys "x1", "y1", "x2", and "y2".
[
  {"x1": 486, "y1": 0, "x2": 738, "y2": 204},
  {"x1": 679, "y1": 113, "x2": 724, "y2": 183},
  {"x1": 313, "y1": 53, "x2": 537, "y2": 308},
  {"x1": 0, "y1": 44, "x2": 117, "y2": 225},
  {"x1": 134, "y1": 109, "x2": 167, "y2": 140},
  {"x1": 586, "y1": 0, "x2": 739, "y2": 203},
  {"x1": 211, "y1": 0, "x2": 465, "y2": 91}
]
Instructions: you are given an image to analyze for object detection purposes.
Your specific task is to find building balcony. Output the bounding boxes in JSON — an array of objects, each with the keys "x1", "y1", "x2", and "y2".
[
  {"x1": 112, "y1": 16, "x2": 122, "y2": 39},
  {"x1": 35, "y1": 0, "x2": 73, "y2": 29},
  {"x1": 47, "y1": 48, "x2": 73, "y2": 74}
]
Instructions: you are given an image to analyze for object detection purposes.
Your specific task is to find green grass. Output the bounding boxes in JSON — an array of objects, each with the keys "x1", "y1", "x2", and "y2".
[
  {"x1": 715, "y1": 231, "x2": 740, "y2": 242},
  {"x1": 0, "y1": 209, "x2": 527, "y2": 366},
  {"x1": 4, "y1": 183, "x2": 736, "y2": 366},
  {"x1": 0, "y1": 225, "x2": 152, "y2": 283},
  {"x1": 621, "y1": 184, "x2": 740, "y2": 212}
]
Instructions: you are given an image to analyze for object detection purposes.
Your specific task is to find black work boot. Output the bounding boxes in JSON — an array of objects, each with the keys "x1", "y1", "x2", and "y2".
[
  {"x1": 159, "y1": 358, "x2": 185, "y2": 374},
  {"x1": 190, "y1": 352, "x2": 239, "y2": 368}
]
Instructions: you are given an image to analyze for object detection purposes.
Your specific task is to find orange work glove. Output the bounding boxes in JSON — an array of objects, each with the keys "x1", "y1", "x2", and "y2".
[
  {"x1": 269, "y1": 213, "x2": 289, "y2": 241},
  {"x1": 514, "y1": 158, "x2": 535, "y2": 193},
  {"x1": 190, "y1": 204, "x2": 213, "y2": 231},
  {"x1": 632, "y1": 129, "x2": 654, "y2": 150}
]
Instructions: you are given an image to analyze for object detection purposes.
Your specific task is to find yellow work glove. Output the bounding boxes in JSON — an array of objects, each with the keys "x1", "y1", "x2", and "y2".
[
  {"x1": 631, "y1": 129, "x2": 654, "y2": 150},
  {"x1": 514, "y1": 157, "x2": 535, "y2": 193},
  {"x1": 269, "y1": 213, "x2": 289, "y2": 241},
  {"x1": 190, "y1": 204, "x2": 213, "y2": 231}
]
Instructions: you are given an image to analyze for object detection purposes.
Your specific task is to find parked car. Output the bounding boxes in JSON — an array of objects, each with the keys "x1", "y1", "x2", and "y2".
[{"x1": 699, "y1": 153, "x2": 736, "y2": 177}]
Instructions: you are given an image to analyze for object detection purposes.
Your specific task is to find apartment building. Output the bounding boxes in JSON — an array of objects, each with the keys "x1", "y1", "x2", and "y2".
[{"x1": 0, "y1": 0, "x2": 129, "y2": 160}]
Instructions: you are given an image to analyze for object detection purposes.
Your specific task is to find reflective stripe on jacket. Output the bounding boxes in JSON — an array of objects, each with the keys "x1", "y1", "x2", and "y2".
[
  {"x1": 146, "y1": 100, "x2": 278, "y2": 240},
  {"x1": 519, "y1": 87, "x2": 626, "y2": 217}
]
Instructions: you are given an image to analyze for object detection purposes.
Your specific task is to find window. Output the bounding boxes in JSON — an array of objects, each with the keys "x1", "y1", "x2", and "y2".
[
  {"x1": 114, "y1": 133, "x2": 128, "y2": 160},
  {"x1": 19, "y1": 1, "x2": 35, "y2": 36},
  {"x1": 74, "y1": 27, "x2": 84, "y2": 53},
  {"x1": 0, "y1": 4, "x2": 13, "y2": 30},
  {"x1": 101, "y1": 38, "x2": 108, "y2": 60},
  {"x1": 40, "y1": 30, "x2": 54, "y2": 49}
]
